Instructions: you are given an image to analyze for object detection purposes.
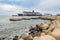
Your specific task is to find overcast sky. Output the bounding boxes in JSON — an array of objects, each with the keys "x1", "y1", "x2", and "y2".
[{"x1": 0, "y1": 0, "x2": 60, "y2": 15}]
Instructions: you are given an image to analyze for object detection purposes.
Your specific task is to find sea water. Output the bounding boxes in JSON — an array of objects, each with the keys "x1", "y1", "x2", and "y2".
[{"x1": 0, "y1": 15, "x2": 50, "y2": 40}]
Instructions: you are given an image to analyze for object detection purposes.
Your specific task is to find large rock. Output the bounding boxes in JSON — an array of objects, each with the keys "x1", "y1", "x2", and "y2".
[
  {"x1": 51, "y1": 28, "x2": 60, "y2": 40},
  {"x1": 48, "y1": 23, "x2": 55, "y2": 32},
  {"x1": 23, "y1": 35, "x2": 33, "y2": 40},
  {"x1": 52, "y1": 20, "x2": 60, "y2": 28},
  {"x1": 50, "y1": 20, "x2": 60, "y2": 36},
  {"x1": 48, "y1": 20, "x2": 60, "y2": 40},
  {"x1": 19, "y1": 38, "x2": 23, "y2": 40},
  {"x1": 33, "y1": 35, "x2": 56, "y2": 40},
  {"x1": 33, "y1": 37, "x2": 40, "y2": 40},
  {"x1": 37, "y1": 23, "x2": 50, "y2": 30}
]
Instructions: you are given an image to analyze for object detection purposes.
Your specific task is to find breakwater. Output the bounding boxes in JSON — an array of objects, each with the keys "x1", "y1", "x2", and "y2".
[
  {"x1": 9, "y1": 16, "x2": 60, "y2": 21},
  {"x1": 9, "y1": 16, "x2": 40, "y2": 21}
]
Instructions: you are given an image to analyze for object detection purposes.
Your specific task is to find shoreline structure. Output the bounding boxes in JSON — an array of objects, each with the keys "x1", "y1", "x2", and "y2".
[
  {"x1": 10, "y1": 16, "x2": 57, "y2": 21},
  {"x1": 13, "y1": 16, "x2": 60, "y2": 40}
]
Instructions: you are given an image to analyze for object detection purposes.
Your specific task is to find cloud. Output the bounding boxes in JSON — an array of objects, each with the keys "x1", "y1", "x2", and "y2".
[
  {"x1": 0, "y1": 4, "x2": 17, "y2": 11},
  {"x1": 0, "y1": 3, "x2": 36, "y2": 15},
  {"x1": 0, "y1": 0, "x2": 40, "y2": 8},
  {"x1": 0, "y1": 0, "x2": 60, "y2": 15},
  {"x1": 40, "y1": 0, "x2": 60, "y2": 8},
  {"x1": 0, "y1": 3, "x2": 25, "y2": 15},
  {"x1": 35, "y1": 0, "x2": 60, "y2": 14},
  {"x1": 8, "y1": 0, "x2": 26, "y2": 2}
]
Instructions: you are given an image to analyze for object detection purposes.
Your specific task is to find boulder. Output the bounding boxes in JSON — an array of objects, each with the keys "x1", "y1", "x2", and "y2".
[
  {"x1": 48, "y1": 24, "x2": 55, "y2": 32},
  {"x1": 37, "y1": 23, "x2": 50, "y2": 30},
  {"x1": 23, "y1": 35, "x2": 33, "y2": 40},
  {"x1": 19, "y1": 38, "x2": 23, "y2": 40},
  {"x1": 20, "y1": 34, "x2": 28, "y2": 39},
  {"x1": 51, "y1": 28, "x2": 60, "y2": 40},
  {"x1": 47, "y1": 20, "x2": 60, "y2": 40},
  {"x1": 33, "y1": 35, "x2": 56, "y2": 40},
  {"x1": 33, "y1": 37, "x2": 40, "y2": 40},
  {"x1": 39, "y1": 35, "x2": 56, "y2": 40},
  {"x1": 49, "y1": 20, "x2": 60, "y2": 36}
]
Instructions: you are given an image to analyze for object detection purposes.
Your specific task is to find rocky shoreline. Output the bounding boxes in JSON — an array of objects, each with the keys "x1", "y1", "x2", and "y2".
[{"x1": 12, "y1": 16, "x2": 60, "y2": 40}]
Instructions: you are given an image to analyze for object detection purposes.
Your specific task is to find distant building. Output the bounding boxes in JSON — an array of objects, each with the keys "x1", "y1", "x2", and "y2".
[
  {"x1": 18, "y1": 10, "x2": 42, "y2": 16},
  {"x1": 18, "y1": 13, "x2": 23, "y2": 16}
]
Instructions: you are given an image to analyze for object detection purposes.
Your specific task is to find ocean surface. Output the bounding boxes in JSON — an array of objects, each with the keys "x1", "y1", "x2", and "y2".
[{"x1": 0, "y1": 15, "x2": 50, "y2": 40}]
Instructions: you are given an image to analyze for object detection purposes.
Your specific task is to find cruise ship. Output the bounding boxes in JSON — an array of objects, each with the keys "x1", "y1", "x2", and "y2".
[{"x1": 18, "y1": 10, "x2": 42, "y2": 16}]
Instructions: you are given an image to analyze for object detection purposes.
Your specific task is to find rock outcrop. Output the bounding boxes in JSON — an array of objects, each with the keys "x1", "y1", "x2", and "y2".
[
  {"x1": 13, "y1": 16, "x2": 60, "y2": 40},
  {"x1": 33, "y1": 34, "x2": 56, "y2": 40},
  {"x1": 50, "y1": 20, "x2": 60, "y2": 40}
]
